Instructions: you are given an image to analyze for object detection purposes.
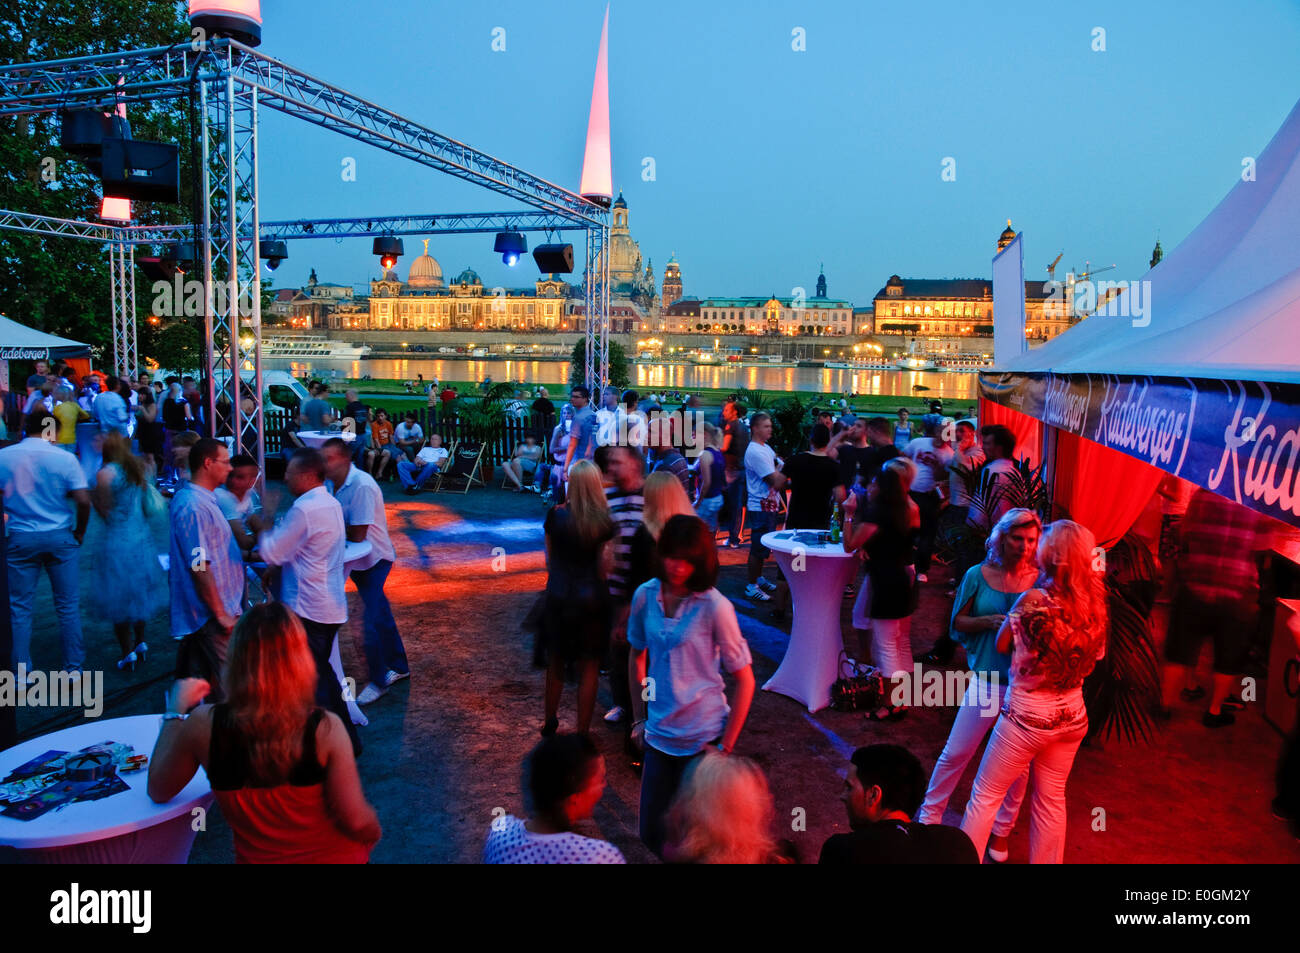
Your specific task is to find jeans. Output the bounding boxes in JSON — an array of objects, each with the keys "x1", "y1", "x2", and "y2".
[
  {"x1": 746, "y1": 509, "x2": 780, "y2": 583},
  {"x1": 350, "y1": 559, "x2": 409, "y2": 685},
  {"x1": 910, "y1": 489, "x2": 942, "y2": 574},
  {"x1": 916, "y1": 677, "x2": 1028, "y2": 836},
  {"x1": 722, "y1": 471, "x2": 746, "y2": 544},
  {"x1": 961, "y1": 703, "x2": 1088, "y2": 863},
  {"x1": 7, "y1": 529, "x2": 84, "y2": 671},
  {"x1": 640, "y1": 742, "x2": 709, "y2": 858},
  {"x1": 694, "y1": 495, "x2": 723, "y2": 533},
  {"x1": 398, "y1": 459, "x2": 439, "y2": 489},
  {"x1": 175, "y1": 615, "x2": 231, "y2": 704},
  {"x1": 300, "y1": 617, "x2": 362, "y2": 757}
]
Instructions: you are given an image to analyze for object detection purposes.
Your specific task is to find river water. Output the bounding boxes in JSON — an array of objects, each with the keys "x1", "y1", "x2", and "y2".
[{"x1": 263, "y1": 357, "x2": 980, "y2": 402}]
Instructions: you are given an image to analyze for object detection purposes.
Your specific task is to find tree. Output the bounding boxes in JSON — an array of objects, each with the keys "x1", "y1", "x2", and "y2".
[
  {"x1": 141, "y1": 320, "x2": 202, "y2": 375},
  {"x1": 569, "y1": 338, "x2": 630, "y2": 390},
  {"x1": 0, "y1": 2, "x2": 198, "y2": 359}
]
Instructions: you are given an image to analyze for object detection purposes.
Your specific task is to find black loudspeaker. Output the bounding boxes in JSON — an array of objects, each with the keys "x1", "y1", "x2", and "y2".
[
  {"x1": 533, "y1": 243, "x2": 575, "y2": 274},
  {"x1": 100, "y1": 138, "x2": 180, "y2": 204}
]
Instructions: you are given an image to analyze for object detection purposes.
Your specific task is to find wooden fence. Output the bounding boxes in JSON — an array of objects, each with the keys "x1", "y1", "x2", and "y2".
[{"x1": 264, "y1": 405, "x2": 557, "y2": 480}]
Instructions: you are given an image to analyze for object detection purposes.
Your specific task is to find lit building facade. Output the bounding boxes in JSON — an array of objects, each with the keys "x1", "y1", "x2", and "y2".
[
  {"x1": 661, "y1": 254, "x2": 683, "y2": 308},
  {"x1": 871, "y1": 222, "x2": 1078, "y2": 352},
  {"x1": 359, "y1": 240, "x2": 572, "y2": 332}
]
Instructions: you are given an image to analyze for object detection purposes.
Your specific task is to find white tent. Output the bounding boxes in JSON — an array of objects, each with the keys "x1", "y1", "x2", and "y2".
[
  {"x1": 0, "y1": 314, "x2": 92, "y2": 361},
  {"x1": 1001, "y1": 96, "x2": 1300, "y2": 383}
]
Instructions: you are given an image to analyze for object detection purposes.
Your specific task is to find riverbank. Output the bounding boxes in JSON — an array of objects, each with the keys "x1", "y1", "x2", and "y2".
[{"x1": 320, "y1": 377, "x2": 976, "y2": 419}]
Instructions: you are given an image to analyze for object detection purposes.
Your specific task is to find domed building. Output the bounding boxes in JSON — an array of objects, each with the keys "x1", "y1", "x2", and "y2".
[
  {"x1": 364, "y1": 238, "x2": 569, "y2": 332},
  {"x1": 407, "y1": 239, "x2": 443, "y2": 290}
]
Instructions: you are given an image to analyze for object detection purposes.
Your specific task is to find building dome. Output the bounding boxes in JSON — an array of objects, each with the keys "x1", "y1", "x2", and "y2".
[
  {"x1": 613, "y1": 190, "x2": 627, "y2": 209},
  {"x1": 407, "y1": 239, "x2": 442, "y2": 289},
  {"x1": 997, "y1": 219, "x2": 1016, "y2": 250},
  {"x1": 454, "y1": 266, "x2": 481, "y2": 286}
]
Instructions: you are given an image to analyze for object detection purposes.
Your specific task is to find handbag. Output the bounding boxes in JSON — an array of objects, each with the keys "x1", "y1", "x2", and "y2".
[{"x1": 830, "y1": 651, "x2": 886, "y2": 713}]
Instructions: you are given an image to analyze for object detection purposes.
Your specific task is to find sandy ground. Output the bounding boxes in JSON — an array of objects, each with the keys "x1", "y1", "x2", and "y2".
[{"x1": 10, "y1": 478, "x2": 1300, "y2": 864}]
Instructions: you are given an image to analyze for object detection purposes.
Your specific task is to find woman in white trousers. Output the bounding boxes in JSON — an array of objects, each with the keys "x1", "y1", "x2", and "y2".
[
  {"x1": 960, "y1": 519, "x2": 1108, "y2": 864},
  {"x1": 916, "y1": 509, "x2": 1042, "y2": 861}
]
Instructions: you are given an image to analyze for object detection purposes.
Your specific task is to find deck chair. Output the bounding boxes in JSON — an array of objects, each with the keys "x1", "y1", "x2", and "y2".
[{"x1": 433, "y1": 440, "x2": 486, "y2": 494}]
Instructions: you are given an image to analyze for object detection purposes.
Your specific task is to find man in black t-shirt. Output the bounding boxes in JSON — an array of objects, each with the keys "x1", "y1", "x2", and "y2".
[
  {"x1": 782, "y1": 423, "x2": 846, "y2": 529},
  {"x1": 719, "y1": 400, "x2": 750, "y2": 547},
  {"x1": 819, "y1": 744, "x2": 978, "y2": 865},
  {"x1": 342, "y1": 389, "x2": 371, "y2": 462}
]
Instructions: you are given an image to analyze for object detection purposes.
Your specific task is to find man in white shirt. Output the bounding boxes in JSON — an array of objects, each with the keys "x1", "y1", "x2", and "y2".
[
  {"x1": 0, "y1": 409, "x2": 92, "y2": 674},
  {"x1": 743, "y1": 412, "x2": 786, "y2": 603},
  {"x1": 250, "y1": 447, "x2": 359, "y2": 754},
  {"x1": 322, "y1": 438, "x2": 410, "y2": 706},
  {"x1": 397, "y1": 435, "x2": 449, "y2": 493},
  {"x1": 393, "y1": 412, "x2": 424, "y2": 461},
  {"x1": 972, "y1": 424, "x2": 1018, "y2": 531},
  {"x1": 903, "y1": 415, "x2": 955, "y2": 582}
]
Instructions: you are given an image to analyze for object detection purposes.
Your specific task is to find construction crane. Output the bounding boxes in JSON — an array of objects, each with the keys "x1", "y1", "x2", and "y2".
[{"x1": 1046, "y1": 252, "x2": 1063, "y2": 279}]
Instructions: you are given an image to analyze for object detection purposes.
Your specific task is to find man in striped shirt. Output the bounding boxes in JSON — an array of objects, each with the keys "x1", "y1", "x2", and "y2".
[{"x1": 597, "y1": 445, "x2": 646, "y2": 735}]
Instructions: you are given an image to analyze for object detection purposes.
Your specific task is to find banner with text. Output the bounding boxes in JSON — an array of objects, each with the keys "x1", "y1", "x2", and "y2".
[{"x1": 980, "y1": 371, "x2": 1300, "y2": 527}]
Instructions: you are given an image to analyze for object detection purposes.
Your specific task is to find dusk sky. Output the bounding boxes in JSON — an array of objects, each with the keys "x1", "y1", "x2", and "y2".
[{"x1": 255, "y1": 0, "x2": 1300, "y2": 306}]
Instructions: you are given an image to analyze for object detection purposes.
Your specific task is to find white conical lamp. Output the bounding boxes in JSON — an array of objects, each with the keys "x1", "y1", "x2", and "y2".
[
  {"x1": 578, "y1": 5, "x2": 612, "y2": 208},
  {"x1": 188, "y1": 0, "x2": 262, "y2": 47}
]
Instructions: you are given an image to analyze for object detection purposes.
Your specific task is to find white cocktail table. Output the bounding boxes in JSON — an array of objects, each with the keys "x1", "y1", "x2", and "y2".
[
  {"x1": 760, "y1": 530, "x2": 860, "y2": 712},
  {"x1": 0, "y1": 715, "x2": 213, "y2": 863}
]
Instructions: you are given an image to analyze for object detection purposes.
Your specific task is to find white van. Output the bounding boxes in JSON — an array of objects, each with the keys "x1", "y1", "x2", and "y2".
[{"x1": 151, "y1": 368, "x2": 312, "y2": 410}]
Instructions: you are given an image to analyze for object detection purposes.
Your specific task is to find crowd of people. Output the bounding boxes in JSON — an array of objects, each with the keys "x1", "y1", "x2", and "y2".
[{"x1": 2, "y1": 366, "x2": 1294, "y2": 864}]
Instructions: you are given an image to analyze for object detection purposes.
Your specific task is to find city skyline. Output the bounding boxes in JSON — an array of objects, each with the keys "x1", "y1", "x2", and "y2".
[{"x1": 255, "y1": 0, "x2": 1300, "y2": 307}]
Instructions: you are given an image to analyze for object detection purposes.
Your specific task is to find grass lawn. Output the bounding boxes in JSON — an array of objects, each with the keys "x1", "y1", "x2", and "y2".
[{"x1": 323, "y1": 378, "x2": 972, "y2": 418}]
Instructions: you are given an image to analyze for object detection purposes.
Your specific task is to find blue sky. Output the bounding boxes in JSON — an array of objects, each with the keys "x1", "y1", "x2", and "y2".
[{"x1": 254, "y1": 0, "x2": 1300, "y2": 307}]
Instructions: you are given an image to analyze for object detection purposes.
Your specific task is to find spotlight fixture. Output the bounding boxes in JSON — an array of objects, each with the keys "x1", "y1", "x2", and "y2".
[
  {"x1": 137, "y1": 257, "x2": 179, "y2": 283},
  {"x1": 260, "y1": 240, "x2": 288, "y2": 271},
  {"x1": 59, "y1": 109, "x2": 132, "y2": 174},
  {"x1": 532, "y1": 243, "x2": 574, "y2": 274},
  {"x1": 188, "y1": 0, "x2": 263, "y2": 48},
  {"x1": 373, "y1": 235, "x2": 404, "y2": 270},
  {"x1": 166, "y1": 241, "x2": 203, "y2": 270},
  {"x1": 493, "y1": 230, "x2": 528, "y2": 267}
]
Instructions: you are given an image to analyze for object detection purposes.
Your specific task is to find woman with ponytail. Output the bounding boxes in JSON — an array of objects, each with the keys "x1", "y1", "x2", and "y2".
[{"x1": 960, "y1": 519, "x2": 1107, "y2": 864}]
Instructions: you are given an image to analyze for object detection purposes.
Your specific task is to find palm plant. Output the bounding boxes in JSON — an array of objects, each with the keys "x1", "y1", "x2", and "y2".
[
  {"x1": 769, "y1": 395, "x2": 813, "y2": 458},
  {"x1": 733, "y1": 387, "x2": 769, "y2": 412},
  {"x1": 941, "y1": 455, "x2": 1161, "y2": 745}
]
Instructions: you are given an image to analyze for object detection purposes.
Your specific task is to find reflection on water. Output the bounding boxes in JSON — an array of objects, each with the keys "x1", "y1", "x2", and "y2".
[{"x1": 264, "y1": 357, "x2": 979, "y2": 401}]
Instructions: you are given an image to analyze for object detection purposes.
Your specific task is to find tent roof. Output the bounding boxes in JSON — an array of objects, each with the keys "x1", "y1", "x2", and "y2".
[
  {"x1": 0, "y1": 314, "x2": 92, "y2": 358},
  {"x1": 1001, "y1": 96, "x2": 1300, "y2": 383}
]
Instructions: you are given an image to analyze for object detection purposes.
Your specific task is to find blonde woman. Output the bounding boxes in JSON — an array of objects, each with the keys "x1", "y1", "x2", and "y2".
[
  {"x1": 91, "y1": 432, "x2": 165, "y2": 671},
  {"x1": 916, "y1": 508, "x2": 1042, "y2": 861},
  {"x1": 692, "y1": 422, "x2": 727, "y2": 532},
  {"x1": 960, "y1": 519, "x2": 1108, "y2": 863},
  {"x1": 627, "y1": 471, "x2": 696, "y2": 594},
  {"x1": 148, "y1": 602, "x2": 382, "y2": 863},
  {"x1": 664, "y1": 751, "x2": 789, "y2": 864},
  {"x1": 536, "y1": 459, "x2": 616, "y2": 736}
]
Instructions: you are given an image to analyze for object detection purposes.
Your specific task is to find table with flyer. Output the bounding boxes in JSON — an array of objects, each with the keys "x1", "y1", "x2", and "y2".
[
  {"x1": 0, "y1": 715, "x2": 213, "y2": 863},
  {"x1": 760, "y1": 529, "x2": 860, "y2": 713}
]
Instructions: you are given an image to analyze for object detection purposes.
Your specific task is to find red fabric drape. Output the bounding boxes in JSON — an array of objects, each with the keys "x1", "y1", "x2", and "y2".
[
  {"x1": 978, "y1": 397, "x2": 1042, "y2": 469},
  {"x1": 978, "y1": 397, "x2": 1164, "y2": 548},
  {"x1": 1051, "y1": 428, "x2": 1165, "y2": 549},
  {"x1": 64, "y1": 358, "x2": 92, "y2": 385}
]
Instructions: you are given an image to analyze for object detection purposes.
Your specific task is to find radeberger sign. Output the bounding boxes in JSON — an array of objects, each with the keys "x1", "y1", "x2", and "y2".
[{"x1": 981, "y1": 371, "x2": 1300, "y2": 528}]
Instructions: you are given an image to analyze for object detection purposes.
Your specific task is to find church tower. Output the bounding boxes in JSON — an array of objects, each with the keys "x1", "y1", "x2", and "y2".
[
  {"x1": 1149, "y1": 238, "x2": 1163, "y2": 269},
  {"x1": 997, "y1": 219, "x2": 1016, "y2": 252},
  {"x1": 815, "y1": 264, "x2": 827, "y2": 299},
  {"x1": 662, "y1": 254, "x2": 683, "y2": 308}
]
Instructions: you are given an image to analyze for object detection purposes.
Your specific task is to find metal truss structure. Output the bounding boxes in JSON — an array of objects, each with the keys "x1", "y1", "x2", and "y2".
[
  {"x1": 108, "y1": 239, "x2": 137, "y2": 380},
  {"x1": 0, "y1": 37, "x2": 610, "y2": 472}
]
